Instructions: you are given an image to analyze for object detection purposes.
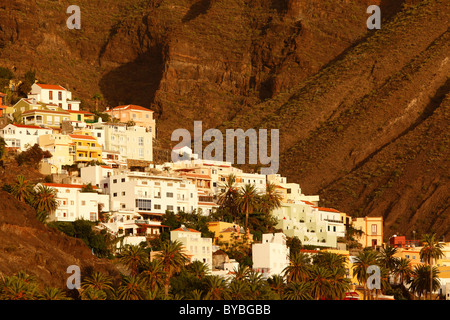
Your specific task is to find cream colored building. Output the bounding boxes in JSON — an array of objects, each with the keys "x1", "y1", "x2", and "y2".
[
  {"x1": 352, "y1": 216, "x2": 383, "y2": 248},
  {"x1": 170, "y1": 225, "x2": 213, "y2": 270},
  {"x1": 39, "y1": 133, "x2": 75, "y2": 171},
  {"x1": 105, "y1": 105, "x2": 156, "y2": 138}
]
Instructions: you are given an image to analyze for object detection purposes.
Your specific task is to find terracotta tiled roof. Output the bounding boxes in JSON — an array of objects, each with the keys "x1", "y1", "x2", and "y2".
[
  {"x1": 12, "y1": 124, "x2": 50, "y2": 130},
  {"x1": 172, "y1": 226, "x2": 201, "y2": 233},
  {"x1": 35, "y1": 84, "x2": 67, "y2": 91},
  {"x1": 108, "y1": 105, "x2": 154, "y2": 112},
  {"x1": 68, "y1": 134, "x2": 96, "y2": 140},
  {"x1": 313, "y1": 207, "x2": 340, "y2": 213},
  {"x1": 22, "y1": 109, "x2": 70, "y2": 115}
]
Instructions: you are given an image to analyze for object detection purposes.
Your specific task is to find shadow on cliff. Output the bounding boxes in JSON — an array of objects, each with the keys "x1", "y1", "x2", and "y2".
[
  {"x1": 99, "y1": 49, "x2": 164, "y2": 111},
  {"x1": 182, "y1": 0, "x2": 212, "y2": 23}
]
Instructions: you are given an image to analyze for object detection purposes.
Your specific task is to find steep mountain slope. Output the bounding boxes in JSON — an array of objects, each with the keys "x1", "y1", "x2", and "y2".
[
  {"x1": 0, "y1": 0, "x2": 447, "y2": 241},
  {"x1": 0, "y1": 191, "x2": 121, "y2": 288},
  {"x1": 226, "y1": 0, "x2": 449, "y2": 239}
]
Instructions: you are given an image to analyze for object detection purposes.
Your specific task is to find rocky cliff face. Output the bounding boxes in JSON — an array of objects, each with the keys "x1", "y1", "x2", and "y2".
[{"x1": 0, "y1": 0, "x2": 447, "y2": 241}]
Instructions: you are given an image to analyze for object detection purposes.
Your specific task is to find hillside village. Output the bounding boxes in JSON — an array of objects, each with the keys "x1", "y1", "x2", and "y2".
[{"x1": 0, "y1": 83, "x2": 449, "y2": 301}]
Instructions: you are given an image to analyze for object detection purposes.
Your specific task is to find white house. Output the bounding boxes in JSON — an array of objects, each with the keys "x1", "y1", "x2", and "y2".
[
  {"x1": 106, "y1": 171, "x2": 199, "y2": 216},
  {"x1": 28, "y1": 83, "x2": 80, "y2": 111},
  {"x1": 91, "y1": 122, "x2": 153, "y2": 162},
  {"x1": 170, "y1": 225, "x2": 213, "y2": 270},
  {"x1": 252, "y1": 233, "x2": 290, "y2": 278},
  {"x1": 41, "y1": 183, "x2": 109, "y2": 222},
  {"x1": 272, "y1": 202, "x2": 346, "y2": 248},
  {"x1": 80, "y1": 165, "x2": 115, "y2": 189},
  {"x1": 0, "y1": 124, "x2": 52, "y2": 151}
]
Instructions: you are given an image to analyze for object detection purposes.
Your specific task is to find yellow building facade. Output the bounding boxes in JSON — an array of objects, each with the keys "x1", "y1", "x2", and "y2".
[
  {"x1": 207, "y1": 221, "x2": 254, "y2": 248},
  {"x1": 69, "y1": 134, "x2": 102, "y2": 164}
]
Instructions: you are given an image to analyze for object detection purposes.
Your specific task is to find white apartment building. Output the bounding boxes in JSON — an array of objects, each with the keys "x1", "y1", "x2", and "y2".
[
  {"x1": 0, "y1": 124, "x2": 52, "y2": 151},
  {"x1": 167, "y1": 155, "x2": 266, "y2": 195},
  {"x1": 80, "y1": 165, "x2": 115, "y2": 189},
  {"x1": 252, "y1": 233, "x2": 290, "y2": 278},
  {"x1": 92, "y1": 122, "x2": 153, "y2": 162},
  {"x1": 106, "y1": 171, "x2": 198, "y2": 215},
  {"x1": 273, "y1": 202, "x2": 346, "y2": 248},
  {"x1": 101, "y1": 211, "x2": 166, "y2": 250},
  {"x1": 267, "y1": 173, "x2": 320, "y2": 204},
  {"x1": 40, "y1": 183, "x2": 109, "y2": 222},
  {"x1": 28, "y1": 83, "x2": 80, "y2": 111},
  {"x1": 170, "y1": 225, "x2": 213, "y2": 270}
]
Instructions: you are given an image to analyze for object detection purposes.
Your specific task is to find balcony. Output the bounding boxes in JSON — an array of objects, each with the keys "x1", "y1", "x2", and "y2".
[
  {"x1": 76, "y1": 156, "x2": 98, "y2": 162},
  {"x1": 76, "y1": 145, "x2": 102, "y2": 152}
]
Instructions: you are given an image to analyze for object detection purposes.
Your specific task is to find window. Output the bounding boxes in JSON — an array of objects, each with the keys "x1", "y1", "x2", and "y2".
[
  {"x1": 154, "y1": 204, "x2": 161, "y2": 210},
  {"x1": 138, "y1": 137, "x2": 144, "y2": 146},
  {"x1": 113, "y1": 179, "x2": 117, "y2": 183},
  {"x1": 49, "y1": 91, "x2": 53, "y2": 100},
  {"x1": 121, "y1": 191, "x2": 126, "y2": 196},
  {"x1": 58, "y1": 91, "x2": 62, "y2": 100},
  {"x1": 166, "y1": 192, "x2": 173, "y2": 198},
  {"x1": 136, "y1": 199, "x2": 151, "y2": 211},
  {"x1": 167, "y1": 205, "x2": 174, "y2": 211},
  {"x1": 113, "y1": 193, "x2": 117, "y2": 197},
  {"x1": 121, "y1": 178, "x2": 125, "y2": 182},
  {"x1": 371, "y1": 224, "x2": 377, "y2": 235},
  {"x1": 81, "y1": 201, "x2": 86, "y2": 206}
]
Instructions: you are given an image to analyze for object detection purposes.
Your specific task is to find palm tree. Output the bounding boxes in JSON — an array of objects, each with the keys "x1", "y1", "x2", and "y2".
[
  {"x1": 81, "y1": 287, "x2": 108, "y2": 300},
  {"x1": 38, "y1": 287, "x2": 70, "y2": 300},
  {"x1": 409, "y1": 264, "x2": 440, "y2": 300},
  {"x1": 81, "y1": 272, "x2": 114, "y2": 297},
  {"x1": 327, "y1": 268, "x2": 351, "y2": 300},
  {"x1": 10, "y1": 175, "x2": 33, "y2": 203},
  {"x1": 267, "y1": 274, "x2": 286, "y2": 298},
  {"x1": 231, "y1": 264, "x2": 250, "y2": 282},
  {"x1": 187, "y1": 289, "x2": 205, "y2": 300},
  {"x1": 283, "y1": 252, "x2": 311, "y2": 283},
  {"x1": 118, "y1": 245, "x2": 146, "y2": 276},
  {"x1": 284, "y1": 281, "x2": 312, "y2": 300},
  {"x1": 353, "y1": 249, "x2": 379, "y2": 300},
  {"x1": 187, "y1": 260, "x2": 210, "y2": 280},
  {"x1": 139, "y1": 258, "x2": 166, "y2": 292},
  {"x1": 378, "y1": 245, "x2": 399, "y2": 282},
  {"x1": 91, "y1": 93, "x2": 103, "y2": 111},
  {"x1": 260, "y1": 182, "x2": 282, "y2": 214},
  {"x1": 217, "y1": 173, "x2": 239, "y2": 221},
  {"x1": 246, "y1": 270, "x2": 267, "y2": 299},
  {"x1": 236, "y1": 183, "x2": 260, "y2": 232},
  {"x1": 116, "y1": 275, "x2": 145, "y2": 300},
  {"x1": 308, "y1": 265, "x2": 333, "y2": 300},
  {"x1": 31, "y1": 184, "x2": 57, "y2": 220},
  {"x1": 226, "y1": 279, "x2": 251, "y2": 300},
  {"x1": 155, "y1": 240, "x2": 189, "y2": 297},
  {"x1": 0, "y1": 273, "x2": 38, "y2": 300},
  {"x1": 393, "y1": 258, "x2": 412, "y2": 288},
  {"x1": 420, "y1": 233, "x2": 444, "y2": 300},
  {"x1": 204, "y1": 275, "x2": 228, "y2": 300}
]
